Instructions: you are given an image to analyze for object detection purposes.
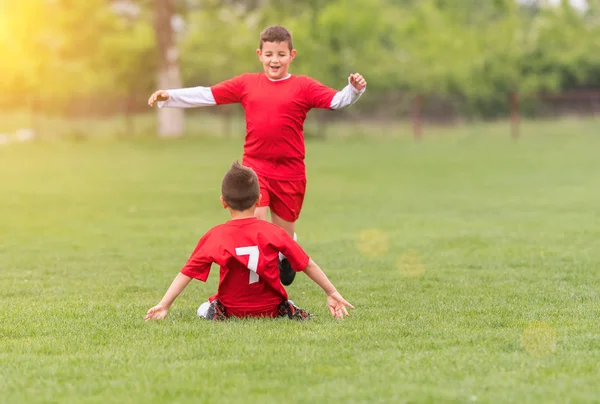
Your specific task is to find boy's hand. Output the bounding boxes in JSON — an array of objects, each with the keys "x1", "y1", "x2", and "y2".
[
  {"x1": 148, "y1": 90, "x2": 170, "y2": 107},
  {"x1": 145, "y1": 303, "x2": 169, "y2": 320},
  {"x1": 349, "y1": 73, "x2": 367, "y2": 91},
  {"x1": 327, "y1": 291, "x2": 355, "y2": 319}
]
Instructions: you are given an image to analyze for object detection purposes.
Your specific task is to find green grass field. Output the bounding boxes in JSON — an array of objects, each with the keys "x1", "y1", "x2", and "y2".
[{"x1": 1, "y1": 119, "x2": 600, "y2": 403}]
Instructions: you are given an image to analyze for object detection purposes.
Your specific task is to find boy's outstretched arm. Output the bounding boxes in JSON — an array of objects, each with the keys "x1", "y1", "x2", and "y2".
[
  {"x1": 329, "y1": 73, "x2": 367, "y2": 110},
  {"x1": 303, "y1": 259, "x2": 355, "y2": 319},
  {"x1": 148, "y1": 86, "x2": 217, "y2": 108},
  {"x1": 145, "y1": 273, "x2": 193, "y2": 320}
]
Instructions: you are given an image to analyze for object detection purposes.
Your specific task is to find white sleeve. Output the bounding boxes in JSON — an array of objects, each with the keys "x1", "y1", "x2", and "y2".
[
  {"x1": 157, "y1": 86, "x2": 217, "y2": 108},
  {"x1": 329, "y1": 78, "x2": 366, "y2": 110}
]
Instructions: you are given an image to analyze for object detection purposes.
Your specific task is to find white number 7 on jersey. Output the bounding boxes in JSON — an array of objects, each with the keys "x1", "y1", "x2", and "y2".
[{"x1": 235, "y1": 246, "x2": 259, "y2": 284}]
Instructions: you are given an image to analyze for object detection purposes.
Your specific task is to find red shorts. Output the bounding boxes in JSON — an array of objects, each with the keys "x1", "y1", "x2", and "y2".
[{"x1": 258, "y1": 176, "x2": 306, "y2": 222}]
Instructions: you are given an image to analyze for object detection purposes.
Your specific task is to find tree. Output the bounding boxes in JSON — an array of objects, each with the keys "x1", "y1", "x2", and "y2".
[
  {"x1": 153, "y1": 0, "x2": 184, "y2": 137},
  {"x1": 0, "y1": 0, "x2": 123, "y2": 128},
  {"x1": 95, "y1": 12, "x2": 156, "y2": 135}
]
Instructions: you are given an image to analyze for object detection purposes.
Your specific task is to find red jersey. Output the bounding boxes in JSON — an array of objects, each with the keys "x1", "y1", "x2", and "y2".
[
  {"x1": 180, "y1": 217, "x2": 310, "y2": 318},
  {"x1": 210, "y1": 73, "x2": 337, "y2": 181}
]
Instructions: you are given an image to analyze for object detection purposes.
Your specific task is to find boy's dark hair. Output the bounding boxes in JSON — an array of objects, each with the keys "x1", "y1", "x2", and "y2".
[
  {"x1": 259, "y1": 26, "x2": 293, "y2": 51},
  {"x1": 221, "y1": 161, "x2": 260, "y2": 211}
]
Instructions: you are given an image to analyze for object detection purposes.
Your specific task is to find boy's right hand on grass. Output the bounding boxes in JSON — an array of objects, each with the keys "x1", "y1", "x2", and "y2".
[
  {"x1": 148, "y1": 90, "x2": 170, "y2": 107},
  {"x1": 327, "y1": 291, "x2": 355, "y2": 319},
  {"x1": 145, "y1": 303, "x2": 169, "y2": 320}
]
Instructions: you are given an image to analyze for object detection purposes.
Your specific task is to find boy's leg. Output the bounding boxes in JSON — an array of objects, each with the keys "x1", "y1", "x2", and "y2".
[
  {"x1": 268, "y1": 179, "x2": 306, "y2": 286},
  {"x1": 255, "y1": 207, "x2": 269, "y2": 221},
  {"x1": 272, "y1": 212, "x2": 297, "y2": 285},
  {"x1": 271, "y1": 211, "x2": 296, "y2": 238},
  {"x1": 277, "y1": 300, "x2": 311, "y2": 321},
  {"x1": 254, "y1": 176, "x2": 271, "y2": 221}
]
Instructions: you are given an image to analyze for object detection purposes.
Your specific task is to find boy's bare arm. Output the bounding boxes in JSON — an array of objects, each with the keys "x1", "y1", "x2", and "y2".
[
  {"x1": 148, "y1": 86, "x2": 217, "y2": 108},
  {"x1": 330, "y1": 73, "x2": 367, "y2": 110},
  {"x1": 303, "y1": 259, "x2": 355, "y2": 319},
  {"x1": 145, "y1": 273, "x2": 193, "y2": 320}
]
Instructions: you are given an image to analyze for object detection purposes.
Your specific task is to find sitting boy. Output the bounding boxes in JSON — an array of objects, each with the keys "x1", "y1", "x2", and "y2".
[{"x1": 145, "y1": 162, "x2": 354, "y2": 321}]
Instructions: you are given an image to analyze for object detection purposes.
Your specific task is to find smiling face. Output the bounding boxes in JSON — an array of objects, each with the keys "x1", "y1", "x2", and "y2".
[{"x1": 256, "y1": 41, "x2": 296, "y2": 80}]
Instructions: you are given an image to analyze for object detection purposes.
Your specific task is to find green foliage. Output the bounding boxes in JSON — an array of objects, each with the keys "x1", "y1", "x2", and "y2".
[
  {"x1": 0, "y1": 0, "x2": 155, "y2": 114},
  {"x1": 0, "y1": 0, "x2": 62, "y2": 105},
  {"x1": 93, "y1": 15, "x2": 156, "y2": 99},
  {"x1": 1, "y1": 0, "x2": 599, "y2": 118},
  {"x1": 180, "y1": 0, "x2": 262, "y2": 85}
]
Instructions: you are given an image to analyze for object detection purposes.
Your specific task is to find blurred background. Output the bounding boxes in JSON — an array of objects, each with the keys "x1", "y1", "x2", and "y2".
[{"x1": 1, "y1": 0, "x2": 599, "y2": 141}]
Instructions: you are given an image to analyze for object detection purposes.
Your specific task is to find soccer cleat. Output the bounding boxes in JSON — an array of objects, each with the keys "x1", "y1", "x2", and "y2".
[
  {"x1": 205, "y1": 299, "x2": 228, "y2": 321},
  {"x1": 277, "y1": 300, "x2": 311, "y2": 321},
  {"x1": 278, "y1": 257, "x2": 296, "y2": 286}
]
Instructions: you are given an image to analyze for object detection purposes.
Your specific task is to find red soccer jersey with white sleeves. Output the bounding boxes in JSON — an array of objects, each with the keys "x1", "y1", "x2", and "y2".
[
  {"x1": 210, "y1": 73, "x2": 337, "y2": 181},
  {"x1": 180, "y1": 217, "x2": 310, "y2": 318}
]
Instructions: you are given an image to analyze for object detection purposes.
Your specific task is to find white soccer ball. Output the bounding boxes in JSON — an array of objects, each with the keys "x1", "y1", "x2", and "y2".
[{"x1": 197, "y1": 301, "x2": 211, "y2": 318}]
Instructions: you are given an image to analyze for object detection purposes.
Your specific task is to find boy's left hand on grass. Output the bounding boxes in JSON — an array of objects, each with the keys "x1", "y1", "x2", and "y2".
[
  {"x1": 145, "y1": 303, "x2": 169, "y2": 320},
  {"x1": 349, "y1": 73, "x2": 367, "y2": 91},
  {"x1": 327, "y1": 291, "x2": 355, "y2": 319}
]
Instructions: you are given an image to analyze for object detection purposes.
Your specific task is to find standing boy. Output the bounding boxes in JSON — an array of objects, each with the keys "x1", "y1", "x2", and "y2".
[{"x1": 148, "y1": 25, "x2": 367, "y2": 286}]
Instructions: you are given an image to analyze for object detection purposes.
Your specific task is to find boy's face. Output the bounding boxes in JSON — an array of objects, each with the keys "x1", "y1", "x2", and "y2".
[{"x1": 256, "y1": 41, "x2": 296, "y2": 80}]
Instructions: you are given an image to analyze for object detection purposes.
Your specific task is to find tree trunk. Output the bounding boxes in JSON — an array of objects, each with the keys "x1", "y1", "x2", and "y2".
[{"x1": 153, "y1": 0, "x2": 184, "y2": 137}]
